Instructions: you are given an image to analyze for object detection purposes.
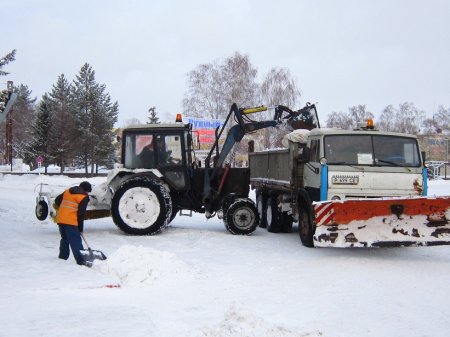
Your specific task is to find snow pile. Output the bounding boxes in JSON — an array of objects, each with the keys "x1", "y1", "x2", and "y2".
[
  {"x1": 281, "y1": 129, "x2": 310, "y2": 147},
  {"x1": 96, "y1": 245, "x2": 198, "y2": 286},
  {"x1": 186, "y1": 303, "x2": 321, "y2": 337}
]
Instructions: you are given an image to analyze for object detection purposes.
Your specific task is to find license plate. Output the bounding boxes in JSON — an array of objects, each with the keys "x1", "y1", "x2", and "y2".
[{"x1": 331, "y1": 175, "x2": 359, "y2": 185}]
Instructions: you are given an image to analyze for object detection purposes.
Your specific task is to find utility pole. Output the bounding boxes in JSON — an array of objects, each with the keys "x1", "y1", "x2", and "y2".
[{"x1": 5, "y1": 81, "x2": 13, "y2": 171}]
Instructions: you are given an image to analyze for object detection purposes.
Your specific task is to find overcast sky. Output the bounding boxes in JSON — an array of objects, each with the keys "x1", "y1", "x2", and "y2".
[{"x1": 4, "y1": 0, "x2": 450, "y2": 126}]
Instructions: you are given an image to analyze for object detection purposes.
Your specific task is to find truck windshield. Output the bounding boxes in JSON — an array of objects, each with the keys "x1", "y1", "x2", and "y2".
[{"x1": 324, "y1": 134, "x2": 421, "y2": 167}]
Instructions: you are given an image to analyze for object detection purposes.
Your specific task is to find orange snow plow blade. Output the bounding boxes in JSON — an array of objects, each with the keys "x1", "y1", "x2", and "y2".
[{"x1": 313, "y1": 196, "x2": 450, "y2": 248}]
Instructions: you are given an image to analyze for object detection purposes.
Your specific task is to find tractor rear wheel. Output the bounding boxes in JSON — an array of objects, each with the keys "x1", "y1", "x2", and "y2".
[
  {"x1": 224, "y1": 198, "x2": 259, "y2": 235},
  {"x1": 111, "y1": 177, "x2": 172, "y2": 235}
]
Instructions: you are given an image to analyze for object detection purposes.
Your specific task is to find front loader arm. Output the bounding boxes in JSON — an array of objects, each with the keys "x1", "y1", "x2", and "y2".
[
  {"x1": 214, "y1": 120, "x2": 278, "y2": 168},
  {"x1": 202, "y1": 102, "x2": 318, "y2": 216}
]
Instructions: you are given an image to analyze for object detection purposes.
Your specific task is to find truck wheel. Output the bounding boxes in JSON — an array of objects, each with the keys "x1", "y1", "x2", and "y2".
[
  {"x1": 224, "y1": 198, "x2": 259, "y2": 235},
  {"x1": 256, "y1": 190, "x2": 267, "y2": 228},
  {"x1": 35, "y1": 200, "x2": 48, "y2": 221},
  {"x1": 111, "y1": 178, "x2": 172, "y2": 235},
  {"x1": 299, "y1": 207, "x2": 314, "y2": 247},
  {"x1": 281, "y1": 213, "x2": 294, "y2": 233},
  {"x1": 266, "y1": 196, "x2": 282, "y2": 233}
]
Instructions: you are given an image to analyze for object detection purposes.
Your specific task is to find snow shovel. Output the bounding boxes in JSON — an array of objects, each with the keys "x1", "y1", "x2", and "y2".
[{"x1": 80, "y1": 233, "x2": 107, "y2": 263}]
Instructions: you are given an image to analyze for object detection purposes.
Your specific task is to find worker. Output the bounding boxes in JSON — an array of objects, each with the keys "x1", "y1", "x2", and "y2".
[
  {"x1": 54, "y1": 181, "x2": 92, "y2": 266},
  {"x1": 138, "y1": 140, "x2": 155, "y2": 168}
]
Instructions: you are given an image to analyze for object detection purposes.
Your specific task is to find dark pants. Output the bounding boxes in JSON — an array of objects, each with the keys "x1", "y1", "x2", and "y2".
[{"x1": 58, "y1": 224, "x2": 84, "y2": 265}]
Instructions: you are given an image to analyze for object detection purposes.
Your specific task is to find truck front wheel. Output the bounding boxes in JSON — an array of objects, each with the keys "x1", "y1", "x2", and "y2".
[
  {"x1": 111, "y1": 178, "x2": 172, "y2": 235},
  {"x1": 224, "y1": 198, "x2": 259, "y2": 235},
  {"x1": 299, "y1": 207, "x2": 314, "y2": 247}
]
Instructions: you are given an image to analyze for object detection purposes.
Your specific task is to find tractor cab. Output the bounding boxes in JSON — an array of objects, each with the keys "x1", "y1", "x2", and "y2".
[{"x1": 121, "y1": 123, "x2": 193, "y2": 190}]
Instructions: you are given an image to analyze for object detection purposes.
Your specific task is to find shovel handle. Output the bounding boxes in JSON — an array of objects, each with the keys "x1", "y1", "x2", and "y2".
[{"x1": 80, "y1": 232, "x2": 90, "y2": 250}]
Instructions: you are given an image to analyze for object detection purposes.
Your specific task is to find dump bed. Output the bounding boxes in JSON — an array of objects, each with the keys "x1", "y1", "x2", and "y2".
[{"x1": 249, "y1": 142, "x2": 304, "y2": 192}]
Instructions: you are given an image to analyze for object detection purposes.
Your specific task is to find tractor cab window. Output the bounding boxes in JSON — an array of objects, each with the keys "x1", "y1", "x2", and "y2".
[
  {"x1": 122, "y1": 130, "x2": 188, "y2": 190},
  {"x1": 124, "y1": 134, "x2": 155, "y2": 169},
  {"x1": 155, "y1": 135, "x2": 183, "y2": 166}
]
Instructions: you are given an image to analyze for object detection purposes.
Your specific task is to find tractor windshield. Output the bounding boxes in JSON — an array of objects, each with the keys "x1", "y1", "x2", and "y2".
[
  {"x1": 324, "y1": 134, "x2": 421, "y2": 167},
  {"x1": 123, "y1": 132, "x2": 184, "y2": 169}
]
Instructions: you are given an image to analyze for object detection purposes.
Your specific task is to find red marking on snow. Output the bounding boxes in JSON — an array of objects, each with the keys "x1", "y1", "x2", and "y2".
[{"x1": 104, "y1": 284, "x2": 121, "y2": 288}]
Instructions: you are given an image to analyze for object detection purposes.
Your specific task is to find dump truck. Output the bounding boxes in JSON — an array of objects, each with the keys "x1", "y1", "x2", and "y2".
[
  {"x1": 249, "y1": 106, "x2": 450, "y2": 248},
  {"x1": 35, "y1": 103, "x2": 315, "y2": 236}
]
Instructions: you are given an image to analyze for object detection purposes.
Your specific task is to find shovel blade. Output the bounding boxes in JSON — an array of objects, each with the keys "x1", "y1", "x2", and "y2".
[{"x1": 80, "y1": 248, "x2": 107, "y2": 262}]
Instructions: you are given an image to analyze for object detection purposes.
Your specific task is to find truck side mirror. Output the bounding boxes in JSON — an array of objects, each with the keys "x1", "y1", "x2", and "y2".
[{"x1": 421, "y1": 151, "x2": 426, "y2": 165}]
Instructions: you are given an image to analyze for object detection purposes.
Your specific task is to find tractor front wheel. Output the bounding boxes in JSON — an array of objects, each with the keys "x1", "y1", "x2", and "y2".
[
  {"x1": 111, "y1": 177, "x2": 172, "y2": 235},
  {"x1": 224, "y1": 198, "x2": 259, "y2": 235}
]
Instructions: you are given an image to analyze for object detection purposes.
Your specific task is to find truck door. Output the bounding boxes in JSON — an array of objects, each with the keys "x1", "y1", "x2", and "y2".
[{"x1": 303, "y1": 138, "x2": 323, "y2": 202}]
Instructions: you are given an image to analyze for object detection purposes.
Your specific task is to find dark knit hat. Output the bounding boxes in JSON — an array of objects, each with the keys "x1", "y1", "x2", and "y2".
[{"x1": 79, "y1": 181, "x2": 92, "y2": 192}]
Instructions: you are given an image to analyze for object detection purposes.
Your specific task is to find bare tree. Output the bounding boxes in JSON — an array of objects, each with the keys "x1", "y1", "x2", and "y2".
[
  {"x1": 434, "y1": 106, "x2": 450, "y2": 134},
  {"x1": 221, "y1": 52, "x2": 258, "y2": 108},
  {"x1": 325, "y1": 111, "x2": 353, "y2": 129},
  {"x1": 183, "y1": 52, "x2": 258, "y2": 119},
  {"x1": 123, "y1": 118, "x2": 142, "y2": 127},
  {"x1": 377, "y1": 102, "x2": 424, "y2": 134},
  {"x1": 421, "y1": 117, "x2": 439, "y2": 135},
  {"x1": 258, "y1": 67, "x2": 301, "y2": 148},
  {"x1": 396, "y1": 102, "x2": 424, "y2": 134},
  {"x1": 325, "y1": 105, "x2": 373, "y2": 129},
  {"x1": 348, "y1": 105, "x2": 374, "y2": 127},
  {"x1": 379, "y1": 105, "x2": 396, "y2": 132}
]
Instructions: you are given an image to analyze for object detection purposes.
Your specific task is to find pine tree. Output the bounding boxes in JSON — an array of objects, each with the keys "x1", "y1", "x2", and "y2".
[
  {"x1": 147, "y1": 106, "x2": 160, "y2": 124},
  {"x1": 26, "y1": 94, "x2": 52, "y2": 172},
  {"x1": 0, "y1": 49, "x2": 16, "y2": 76},
  {"x1": 10, "y1": 84, "x2": 37, "y2": 160},
  {"x1": 71, "y1": 63, "x2": 118, "y2": 175},
  {"x1": 48, "y1": 74, "x2": 74, "y2": 173},
  {"x1": 90, "y1": 84, "x2": 119, "y2": 171}
]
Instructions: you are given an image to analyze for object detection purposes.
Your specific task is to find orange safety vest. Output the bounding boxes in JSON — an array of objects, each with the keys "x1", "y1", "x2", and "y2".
[{"x1": 56, "y1": 189, "x2": 87, "y2": 226}]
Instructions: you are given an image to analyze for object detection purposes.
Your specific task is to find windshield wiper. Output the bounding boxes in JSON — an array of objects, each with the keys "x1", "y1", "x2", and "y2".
[
  {"x1": 376, "y1": 159, "x2": 402, "y2": 167},
  {"x1": 328, "y1": 161, "x2": 365, "y2": 171}
]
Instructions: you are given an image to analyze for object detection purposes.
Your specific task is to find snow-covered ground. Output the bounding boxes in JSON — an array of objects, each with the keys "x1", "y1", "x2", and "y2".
[{"x1": 1, "y1": 173, "x2": 450, "y2": 337}]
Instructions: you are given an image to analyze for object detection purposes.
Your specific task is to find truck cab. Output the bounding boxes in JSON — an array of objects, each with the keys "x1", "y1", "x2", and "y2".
[{"x1": 304, "y1": 127, "x2": 425, "y2": 202}]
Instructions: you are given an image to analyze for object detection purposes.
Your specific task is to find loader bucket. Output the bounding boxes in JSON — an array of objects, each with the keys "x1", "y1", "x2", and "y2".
[{"x1": 313, "y1": 196, "x2": 450, "y2": 248}]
